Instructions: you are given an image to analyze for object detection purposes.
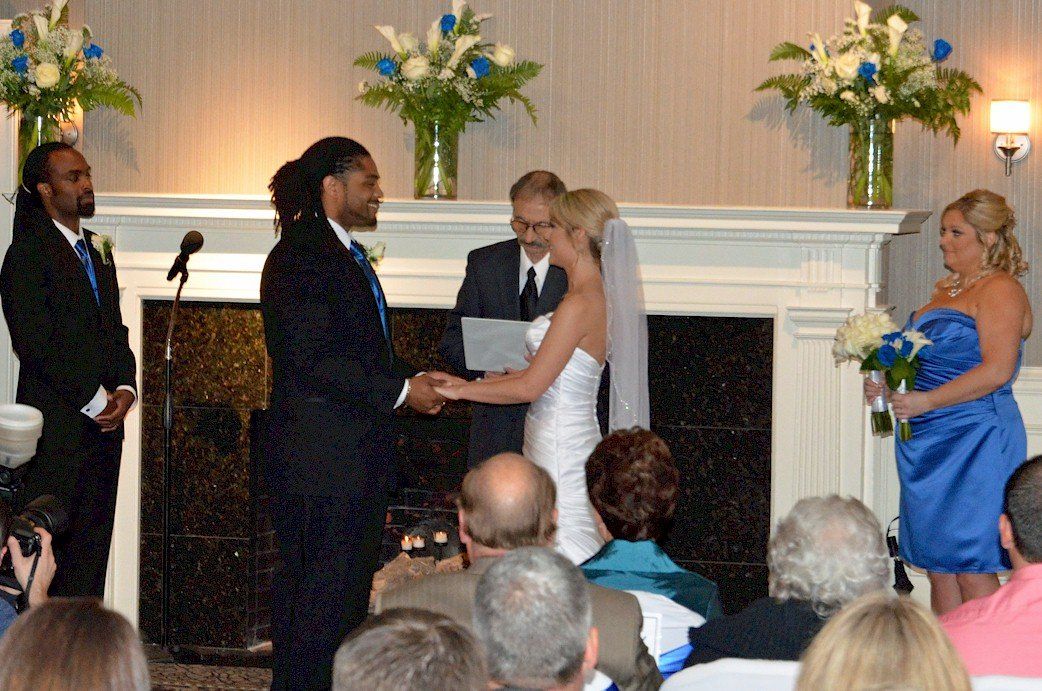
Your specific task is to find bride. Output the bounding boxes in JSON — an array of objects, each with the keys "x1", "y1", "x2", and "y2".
[{"x1": 435, "y1": 188, "x2": 649, "y2": 564}]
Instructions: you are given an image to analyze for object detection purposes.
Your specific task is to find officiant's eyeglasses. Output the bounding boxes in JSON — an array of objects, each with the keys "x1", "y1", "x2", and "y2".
[{"x1": 510, "y1": 218, "x2": 554, "y2": 234}]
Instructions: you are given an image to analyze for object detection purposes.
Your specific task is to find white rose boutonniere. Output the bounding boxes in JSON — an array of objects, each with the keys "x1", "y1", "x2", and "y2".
[
  {"x1": 90, "y1": 233, "x2": 114, "y2": 265},
  {"x1": 360, "y1": 241, "x2": 386, "y2": 271}
]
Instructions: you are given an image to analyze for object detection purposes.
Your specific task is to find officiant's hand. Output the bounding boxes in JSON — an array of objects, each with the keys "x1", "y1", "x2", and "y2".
[{"x1": 406, "y1": 374, "x2": 446, "y2": 414}]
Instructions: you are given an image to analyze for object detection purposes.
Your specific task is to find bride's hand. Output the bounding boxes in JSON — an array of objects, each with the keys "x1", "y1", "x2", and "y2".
[{"x1": 433, "y1": 384, "x2": 462, "y2": 401}]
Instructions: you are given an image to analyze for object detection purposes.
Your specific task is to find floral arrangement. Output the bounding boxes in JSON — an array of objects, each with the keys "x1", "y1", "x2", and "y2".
[
  {"x1": 755, "y1": 2, "x2": 980, "y2": 140},
  {"x1": 359, "y1": 240, "x2": 386, "y2": 271},
  {"x1": 90, "y1": 232, "x2": 114, "y2": 265},
  {"x1": 834, "y1": 311, "x2": 932, "y2": 440},
  {"x1": 355, "y1": 1, "x2": 541, "y2": 133},
  {"x1": 0, "y1": 0, "x2": 140, "y2": 171}
]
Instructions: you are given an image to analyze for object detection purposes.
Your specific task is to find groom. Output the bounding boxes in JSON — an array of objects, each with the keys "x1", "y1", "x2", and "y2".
[
  {"x1": 439, "y1": 171, "x2": 568, "y2": 467},
  {"x1": 260, "y1": 137, "x2": 448, "y2": 690}
]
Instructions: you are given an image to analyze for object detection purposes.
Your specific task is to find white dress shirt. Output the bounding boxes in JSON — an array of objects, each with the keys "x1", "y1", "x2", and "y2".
[
  {"x1": 519, "y1": 251, "x2": 550, "y2": 296},
  {"x1": 327, "y1": 218, "x2": 410, "y2": 410},
  {"x1": 51, "y1": 219, "x2": 138, "y2": 419}
]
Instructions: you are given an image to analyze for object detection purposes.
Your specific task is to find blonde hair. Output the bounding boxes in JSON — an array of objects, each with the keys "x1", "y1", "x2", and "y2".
[
  {"x1": 943, "y1": 189, "x2": 1028, "y2": 276},
  {"x1": 548, "y1": 188, "x2": 620, "y2": 262},
  {"x1": 796, "y1": 592, "x2": 972, "y2": 691},
  {"x1": 0, "y1": 598, "x2": 150, "y2": 691}
]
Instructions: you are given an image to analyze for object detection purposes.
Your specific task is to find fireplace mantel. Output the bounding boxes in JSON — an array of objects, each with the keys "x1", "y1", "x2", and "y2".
[{"x1": 0, "y1": 188, "x2": 932, "y2": 625}]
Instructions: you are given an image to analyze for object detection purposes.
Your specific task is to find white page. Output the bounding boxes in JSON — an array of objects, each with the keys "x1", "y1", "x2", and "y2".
[{"x1": 462, "y1": 317, "x2": 532, "y2": 373}]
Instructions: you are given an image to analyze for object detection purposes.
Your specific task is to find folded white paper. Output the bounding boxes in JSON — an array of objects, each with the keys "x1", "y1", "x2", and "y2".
[{"x1": 462, "y1": 317, "x2": 532, "y2": 373}]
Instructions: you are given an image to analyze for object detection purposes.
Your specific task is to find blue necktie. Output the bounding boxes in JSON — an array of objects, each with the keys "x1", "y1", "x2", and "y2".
[
  {"x1": 348, "y1": 241, "x2": 390, "y2": 342},
  {"x1": 74, "y1": 239, "x2": 100, "y2": 305}
]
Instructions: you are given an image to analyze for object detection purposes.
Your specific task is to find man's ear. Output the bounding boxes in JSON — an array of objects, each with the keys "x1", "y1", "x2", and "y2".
[
  {"x1": 36, "y1": 181, "x2": 52, "y2": 199},
  {"x1": 457, "y1": 508, "x2": 470, "y2": 545},
  {"x1": 1000, "y1": 513, "x2": 1015, "y2": 551},
  {"x1": 583, "y1": 626, "x2": 599, "y2": 674}
]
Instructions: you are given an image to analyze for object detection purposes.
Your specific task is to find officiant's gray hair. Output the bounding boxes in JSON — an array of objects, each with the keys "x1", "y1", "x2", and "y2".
[
  {"x1": 768, "y1": 495, "x2": 889, "y2": 618},
  {"x1": 509, "y1": 170, "x2": 566, "y2": 203},
  {"x1": 474, "y1": 547, "x2": 592, "y2": 688}
]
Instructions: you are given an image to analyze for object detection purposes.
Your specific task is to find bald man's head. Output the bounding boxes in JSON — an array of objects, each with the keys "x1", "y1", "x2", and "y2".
[{"x1": 457, "y1": 454, "x2": 557, "y2": 551}]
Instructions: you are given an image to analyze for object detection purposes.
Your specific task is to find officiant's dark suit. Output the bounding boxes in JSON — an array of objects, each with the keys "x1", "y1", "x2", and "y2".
[
  {"x1": 439, "y1": 171, "x2": 567, "y2": 467},
  {"x1": 261, "y1": 138, "x2": 444, "y2": 690},
  {"x1": 0, "y1": 143, "x2": 136, "y2": 599}
]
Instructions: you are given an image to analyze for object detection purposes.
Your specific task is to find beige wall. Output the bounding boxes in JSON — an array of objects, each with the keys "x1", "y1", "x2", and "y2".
[{"x1": 79, "y1": 0, "x2": 1040, "y2": 363}]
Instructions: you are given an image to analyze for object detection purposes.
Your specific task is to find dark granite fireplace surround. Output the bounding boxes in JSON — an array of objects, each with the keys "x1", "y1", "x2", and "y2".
[{"x1": 139, "y1": 301, "x2": 773, "y2": 653}]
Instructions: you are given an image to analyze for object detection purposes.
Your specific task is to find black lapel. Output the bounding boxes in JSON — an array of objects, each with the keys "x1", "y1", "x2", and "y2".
[
  {"x1": 537, "y1": 265, "x2": 568, "y2": 315},
  {"x1": 37, "y1": 220, "x2": 100, "y2": 313},
  {"x1": 498, "y1": 241, "x2": 522, "y2": 320}
]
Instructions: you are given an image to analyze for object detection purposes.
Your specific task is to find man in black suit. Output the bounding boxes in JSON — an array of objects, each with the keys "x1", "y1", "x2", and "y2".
[
  {"x1": 260, "y1": 137, "x2": 451, "y2": 690},
  {"x1": 439, "y1": 171, "x2": 568, "y2": 467},
  {"x1": 0, "y1": 142, "x2": 137, "y2": 598}
]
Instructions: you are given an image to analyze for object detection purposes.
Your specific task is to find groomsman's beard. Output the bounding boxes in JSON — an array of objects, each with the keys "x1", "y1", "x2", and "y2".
[{"x1": 77, "y1": 195, "x2": 95, "y2": 218}]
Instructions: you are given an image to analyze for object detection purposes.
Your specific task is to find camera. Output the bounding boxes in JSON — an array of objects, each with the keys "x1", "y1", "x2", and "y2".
[{"x1": 0, "y1": 495, "x2": 68, "y2": 594}]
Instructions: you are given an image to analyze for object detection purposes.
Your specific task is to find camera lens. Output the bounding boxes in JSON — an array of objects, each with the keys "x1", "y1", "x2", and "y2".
[{"x1": 21, "y1": 495, "x2": 68, "y2": 538}]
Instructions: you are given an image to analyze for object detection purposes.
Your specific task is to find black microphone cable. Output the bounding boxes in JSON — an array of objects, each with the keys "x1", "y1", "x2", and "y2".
[{"x1": 887, "y1": 516, "x2": 914, "y2": 594}]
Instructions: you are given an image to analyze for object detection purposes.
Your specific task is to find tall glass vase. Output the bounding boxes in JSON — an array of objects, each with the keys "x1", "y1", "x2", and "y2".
[
  {"x1": 847, "y1": 117, "x2": 894, "y2": 209},
  {"x1": 17, "y1": 113, "x2": 61, "y2": 184},
  {"x1": 413, "y1": 119, "x2": 459, "y2": 200}
]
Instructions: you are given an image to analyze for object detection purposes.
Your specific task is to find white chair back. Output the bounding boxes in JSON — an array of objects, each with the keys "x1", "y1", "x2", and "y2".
[
  {"x1": 972, "y1": 676, "x2": 1042, "y2": 690},
  {"x1": 626, "y1": 590, "x2": 706, "y2": 659},
  {"x1": 661, "y1": 658, "x2": 798, "y2": 690}
]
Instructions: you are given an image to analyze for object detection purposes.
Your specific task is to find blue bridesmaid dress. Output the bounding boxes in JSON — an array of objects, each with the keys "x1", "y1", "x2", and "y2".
[{"x1": 896, "y1": 308, "x2": 1027, "y2": 573}]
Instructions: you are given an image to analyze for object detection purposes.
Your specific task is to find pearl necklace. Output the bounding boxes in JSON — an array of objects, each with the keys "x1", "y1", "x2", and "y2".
[{"x1": 945, "y1": 269, "x2": 994, "y2": 298}]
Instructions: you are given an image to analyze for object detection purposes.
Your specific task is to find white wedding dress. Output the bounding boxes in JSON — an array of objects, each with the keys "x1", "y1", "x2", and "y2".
[{"x1": 522, "y1": 314, "x2": 606, "y2": 564}]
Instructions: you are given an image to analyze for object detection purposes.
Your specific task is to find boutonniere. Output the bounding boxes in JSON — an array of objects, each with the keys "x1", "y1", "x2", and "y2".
[
  {"x1": 360, "y1": 241, "x2": 386, "y2": 271},
  {"x1": 90, "y1": 233, "x2": 115, "y2": 265}
]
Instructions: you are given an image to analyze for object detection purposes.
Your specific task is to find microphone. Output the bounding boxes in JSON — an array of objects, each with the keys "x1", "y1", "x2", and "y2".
[{"x1": 166, "y1": 231, "x2": 204, "y2": 281}]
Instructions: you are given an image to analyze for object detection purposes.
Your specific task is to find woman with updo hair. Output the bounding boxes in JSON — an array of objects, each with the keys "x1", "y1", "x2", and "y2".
[
  {"x1": 865, "y1": 188, "x2": 1032, "y2": 614},
  {"x1": 436, "y1": 189, "x2": 649, "y2": 565}
]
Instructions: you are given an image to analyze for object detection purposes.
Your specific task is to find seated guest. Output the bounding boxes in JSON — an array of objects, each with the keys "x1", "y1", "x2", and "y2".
[
  {"x1": 582, "y1": 428, "x2": 722, "y2": 621},
  {"x1": 475, "y1": 547, "x2": 598, "y2": 690},
  {"x1": 683, "y1": 495, "x2": 889, "y2": 667},
  {"x1": 332, "y1": 608, "x2": 486, "y2": 690},
  {"x1": 941, "y1": 455, "x2": 1042, "y2": 677},
  {"x1": 797, "y1": 592, "x2": 971, "y2": 691},
  {"x1": 376, "y1": 453, "x2": 662, "y2": 691},
  {"x1": 0, "y1": 598, "x2": 149, "y2": 690}
]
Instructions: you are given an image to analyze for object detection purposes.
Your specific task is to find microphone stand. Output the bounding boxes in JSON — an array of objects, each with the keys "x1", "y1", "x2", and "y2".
[{"x1": 161, "y1": 268, "x2": 189, "y2": 650}]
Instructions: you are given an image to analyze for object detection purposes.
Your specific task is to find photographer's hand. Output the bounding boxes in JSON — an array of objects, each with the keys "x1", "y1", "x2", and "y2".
[{"x1": 9, "y1": 529, "x2": 55, "y2": 608}]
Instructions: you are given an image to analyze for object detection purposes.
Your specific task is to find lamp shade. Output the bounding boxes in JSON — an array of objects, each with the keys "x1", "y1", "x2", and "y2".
[{"x1": 990, "y1": 100, "x2": 1031, "y2": 134}]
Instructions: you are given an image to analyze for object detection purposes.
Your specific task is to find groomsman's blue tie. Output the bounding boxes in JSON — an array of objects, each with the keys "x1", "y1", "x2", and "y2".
[
  {"x1": 348, "y1": 241, "x2": 390, "y2": 342},
  {"x1": 74, "y1": 238, "x2": 100, "y2": 305}
]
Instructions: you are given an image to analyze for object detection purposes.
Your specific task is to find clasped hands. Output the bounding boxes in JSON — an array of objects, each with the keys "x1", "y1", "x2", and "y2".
[
  {"x1": 405, "y1": 372, "x2": 466, "y2": 414},
  {"x1": 96, "y1": 389, "x2": 135, "y2": 432},
  {"x1": 863, "y1": 377, "x2": 932, "y2": 420}
]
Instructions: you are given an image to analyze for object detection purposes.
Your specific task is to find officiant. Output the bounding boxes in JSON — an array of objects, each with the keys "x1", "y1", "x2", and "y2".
[{"x1": 439, "y1": 171, "x2": 568, "y2": 467}]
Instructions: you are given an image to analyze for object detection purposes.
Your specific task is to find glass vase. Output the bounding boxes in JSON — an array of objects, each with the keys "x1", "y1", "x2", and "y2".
[
  {"x1": 413, "y1": 119, "x2": 459, "y2": 200},
  {"x1": 17, "y1": 113, "x2": 62, "y2": 184},
  {"x1": 847, "y1": 117, "x2": 894, "y2": 210}
]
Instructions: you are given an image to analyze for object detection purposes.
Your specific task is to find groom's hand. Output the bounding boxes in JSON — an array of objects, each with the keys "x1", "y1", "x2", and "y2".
[{"x1": 405, "y1": 374, "x2": 446, "y2": 414}]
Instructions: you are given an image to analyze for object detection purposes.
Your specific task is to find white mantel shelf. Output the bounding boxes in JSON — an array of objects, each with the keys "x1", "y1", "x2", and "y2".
[{"x1": 0, "y1": 190, "x2": 936, "y2": 626}]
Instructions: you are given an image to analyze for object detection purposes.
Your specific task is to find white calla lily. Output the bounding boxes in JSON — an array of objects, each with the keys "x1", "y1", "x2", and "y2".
[
  {"x1": 426, "y1": 19, "x2": 441, "y2": 53},
  {"x1": 375, "y1": 25, "x2": 404, "y2": 55},
  {"x1": 853, "y1": 1, "x2": 872, "y2": 36},
  {"x1": 64, "y1": 31, "x2": 83, "y2": 59},
  {"x1": 446, "y1": 34, "x2": 480, "y2": 68},
  {"x1": 32, "y1": 13, "x2": 48, "y2": 40},
  {"x1": 398, "y1": 32, "x2": 419, "y2": 54},
  {"x1": 452, "y1": 0, "x2": 467, "y2": 20},
  {"x1": 808, "y1": 32, "x2": 828, "y2": 64},
  {"x1": 887, "y1": 15, "x2": 908, "y2": 55},
  {"x1": 49, "y1": 0, "x2": 67, "y2": 28}
]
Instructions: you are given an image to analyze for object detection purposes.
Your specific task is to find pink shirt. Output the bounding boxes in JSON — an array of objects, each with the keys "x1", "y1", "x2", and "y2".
[{"x1": 941, "y1": 563, "x2": 1042, "y2": 677}]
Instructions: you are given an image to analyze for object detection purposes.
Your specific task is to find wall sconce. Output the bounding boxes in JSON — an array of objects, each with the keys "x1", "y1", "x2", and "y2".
[{"x1": 990, "y1": 100, "x2": 1030, "y2": 176}]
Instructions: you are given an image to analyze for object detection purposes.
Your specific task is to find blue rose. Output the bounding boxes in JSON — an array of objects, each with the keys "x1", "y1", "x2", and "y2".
[
  {"x1": 881, "y1": 331, "x2": 901, "y2": 345},
  {"x1": 441, "y1": 13, "x2": 456, "y2": 32},
  {"x1": 11, "y1": 55, "x2": 28, "y2": 75},
  {"x1": 376, "y1": 58, "x2": 397, "y2": 77},
  {"x1": 9, "y1": 29, "x2": 24, "y2": 48},
  {"x1": 932, "y1": 38, "x2": 952, "y2": 62},
  {"x1": 898, "y1": 339, "x2": 913, "y2": 358},
  {"x1": 878, "y1": 344, "x2": 897, "y2": 368},
  {"x1": 470, "y1": 56, "x2": 490, "y2": 78},
  {"x1": 858, "y1": 61, "x2": 877, "y2": 82},
  {"x1": 83, "y1": 43, "x2": 104, "y2": 59}
]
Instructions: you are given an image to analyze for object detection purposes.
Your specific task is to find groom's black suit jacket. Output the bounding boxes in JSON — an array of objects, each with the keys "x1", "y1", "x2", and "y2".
[
  {"x1": 0, "y1": 209, "x2": 136, "y2": 596},
  {"x1": 260, "y1": 216, "x2": 417, "y2": 497},
  {"x1": 439, "y1": 239, "x2": 566, "y2": 466}
]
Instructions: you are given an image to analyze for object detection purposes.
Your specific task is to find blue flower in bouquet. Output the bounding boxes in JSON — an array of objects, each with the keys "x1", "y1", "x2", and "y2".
[
  {"x1": 441, "y1": 13, "x2": 456, "y2": 32},
  {"x1": 470, "y1": 56, "x2": 490, "y2": 78},
  {"x1": 858, "y1": 61, "x2": 878, "y2": 82},
  {"x1": 11, "y1": 55, "x2": 28, "y2": 75},
  {"x1": 83, "y1": 43, "x2": 104, "y2": 59},
  {"x1": 9, "y1": 29, "x2": 24, "y2": 48},
  {"x1": 931, "y1": 39, "x2": 952, "y2": 62},
  {"x1": 878, "y1": 344, "x2": 898, "y2": 367},
  {"x1": 376, "y1": 58, "x2": 397, "y2": 77},
  {"x1": 898, "y1": 339, "x2": 913, "y2": 358},
  {"x1": 881, "y1": 331, "x2": 902, "y2": 345}
]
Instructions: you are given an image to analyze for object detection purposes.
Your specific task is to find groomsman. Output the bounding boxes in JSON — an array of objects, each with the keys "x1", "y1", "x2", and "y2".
[
  {"x1": 0, "y1": 142, "x2": 137, "y2": 598},
  {"x1": 439, "y1": 171, "x2": 568, "y2": 467}
]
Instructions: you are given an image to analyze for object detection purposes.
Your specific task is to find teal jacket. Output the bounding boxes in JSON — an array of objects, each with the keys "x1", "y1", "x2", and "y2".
[{"x1": 581, "y1": 540, "x2": 723, "y2": 621}]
